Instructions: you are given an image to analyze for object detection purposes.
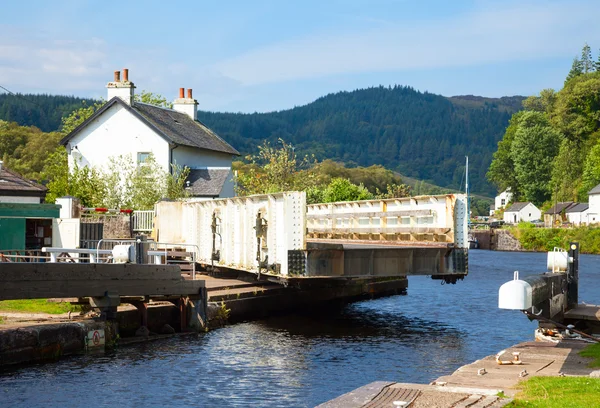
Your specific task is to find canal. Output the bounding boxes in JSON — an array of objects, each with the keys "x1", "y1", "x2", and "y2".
[{"x1": 2, "y1": 250, "x2": 600, "y2": 407}]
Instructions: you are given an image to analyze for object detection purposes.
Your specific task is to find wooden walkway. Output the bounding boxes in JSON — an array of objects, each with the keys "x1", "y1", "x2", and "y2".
[{"x1": 202, "y1": 275, "x2": 285, "y2": 302}]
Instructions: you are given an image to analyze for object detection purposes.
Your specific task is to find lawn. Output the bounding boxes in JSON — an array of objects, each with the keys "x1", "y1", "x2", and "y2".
[
  {"x1": 0, "y1": 299, "x2": 81, "y2": 314},
  {"x1": 507, "y1": 376, "x2": 600, "y2": 407},
  {"x1": 580, "y1": 342, "x2": 600, "y2": 368}
]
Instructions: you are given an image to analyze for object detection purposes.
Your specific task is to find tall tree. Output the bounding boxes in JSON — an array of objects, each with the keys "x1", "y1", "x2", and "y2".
[
  {"x1": 581, "y1": 43, "x2": 594, "y2": 73},
  {"x1": 551, "y1": 72, "x2": 600, "y2": 144},
  {"x1": 60, "y1": 100, "x2": 104, "y2": 134},
  {"x1": 510, "y1": 112, "x2": 561, "y2": 205},
  {"x1": 487, "y1": 112, "x2": 524, "y2": 198},
  {"x1": 134, "y1": 91, "x2": 172, "y2": 108},
  {"x1": 565, "y1": 57, "x2": 584, "y2": 84},
  {"x1": 580, "y1": 143, "x2": 600, "y2": 198},
  {"x1": 522, "y1": 89, "x2": 556, "y2": 113}
]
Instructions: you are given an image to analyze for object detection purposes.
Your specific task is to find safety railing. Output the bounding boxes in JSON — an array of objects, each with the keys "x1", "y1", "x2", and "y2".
[
  {"x1": 0, "y1": 250, "x2": 47, "y2": 263},
  {"x1": 95, "y1": 239, "x2": 138, "y2": 263},
  {"x1": 42, "y1": 247, "x2": 114, "y2": 263},
  {"x1": 307, "y1": 194, "x2": 467, "y2": 247},
  {"x1": 148, "y1": 242, "x2": 199, "y2": 280},
  {"x1": 132, "y1": 210, "x2": 155, "y2": 233}
]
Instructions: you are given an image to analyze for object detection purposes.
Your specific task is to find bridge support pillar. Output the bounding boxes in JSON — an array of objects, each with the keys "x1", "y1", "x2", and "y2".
[{"x1": 90, "y1": 291, "x2": 120, "y2": 320}]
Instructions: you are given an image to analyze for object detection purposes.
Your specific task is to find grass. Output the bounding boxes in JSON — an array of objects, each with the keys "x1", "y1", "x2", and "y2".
[
  {"x1": 580, "y1": 343, "x2": 600, "y2": 368},
  {"x1": 0, "y1": 299, "x2": 81, "y2": 314},
  {"x1": 507, "y1": 377, "x2": 600, "y2": 407}
]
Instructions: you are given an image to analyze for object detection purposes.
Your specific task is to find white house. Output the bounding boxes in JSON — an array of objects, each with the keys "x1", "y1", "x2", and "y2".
[
  {"x1": 588, "y1": 184, "x2": 600, "y2": 224},
  {"x1": 566, "y1": 203, "x2": 589, "y2": 226},
  {"x1": 60, "y1": 69, "x2": 239, "y2": 199},
  {"x1": 503, "y1": 202, "x2": 541, "y2": 224},
  {"x1": 494, "y1": 189, "x2": 513, "y2": 214},
  {"x1": 0, "y1": 161, "x2": 47, "y2": 204}
]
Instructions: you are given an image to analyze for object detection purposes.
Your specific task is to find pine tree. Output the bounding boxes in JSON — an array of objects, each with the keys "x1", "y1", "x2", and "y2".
[
  {"x1": 565, "y1": 57, "x2": 583, "y2": 84},
  {"x1": 596, "y1": 48, "x2": 600, "y2": 71},
  {"x1": 581, "y1": 43, "x2": 594, "y2": 73}
]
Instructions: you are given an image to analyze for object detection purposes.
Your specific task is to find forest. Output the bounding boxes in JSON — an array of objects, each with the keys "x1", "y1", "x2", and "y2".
[
  {"x1": 0, "y1": 94, "x2": 95, "y2": 132},
  {"x1": 487, "y1": 44, "x2": 600, "y2": 207},
  {"x1": 197, "y1": 87, "x2": 522, "y2": 196},
  {"x1": 0, "y1": 86, "x2": 522, "y2": 197}
]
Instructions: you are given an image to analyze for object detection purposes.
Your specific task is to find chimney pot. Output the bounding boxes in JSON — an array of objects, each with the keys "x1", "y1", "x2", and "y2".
[
  {"x1": 123, "y1": 68, "x2": 129, "y2": 82},
  {"x1": 179, "y1": 88, "x2": 185, "y2": 98},
  {"x1": 114, "y1": 70, "x2": 120, "y2": 82},
  {"x1": 187, "y1": 89, "x2": 193, "y2": 99}
]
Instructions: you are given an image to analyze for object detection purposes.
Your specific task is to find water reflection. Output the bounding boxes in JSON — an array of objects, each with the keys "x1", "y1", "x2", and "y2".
[{"x1": 2, "y1": 250, "x2": 600, "y2": 408}]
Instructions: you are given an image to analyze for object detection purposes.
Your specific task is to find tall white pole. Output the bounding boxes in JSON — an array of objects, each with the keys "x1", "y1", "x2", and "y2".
[{"x1": 466, "y1": 156, "x2": 470, "y2": 225}]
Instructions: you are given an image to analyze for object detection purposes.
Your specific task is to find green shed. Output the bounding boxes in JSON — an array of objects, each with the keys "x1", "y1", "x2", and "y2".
[{"x1": 0, "y1": 203, "x2": 60, "y2": 251}]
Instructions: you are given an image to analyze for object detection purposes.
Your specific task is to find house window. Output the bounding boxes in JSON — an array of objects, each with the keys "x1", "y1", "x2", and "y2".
[
  {"x1": 501, "y1": 199, "x2": 506, "y2": 206},
  {"x1": 137, "y1": 152, "x2": 151, "y2": 164}
]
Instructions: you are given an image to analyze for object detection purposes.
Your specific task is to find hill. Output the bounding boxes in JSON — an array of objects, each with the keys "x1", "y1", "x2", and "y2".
[
  {"x1": 0, "y1": 87, "x2": 524, "y2": 196},
  {"x1": 197, "y1": 86, "x2": 525, "y2": 196},
  {"x1": 0, "y1": 93, "x2": 96, "y2": 132}
]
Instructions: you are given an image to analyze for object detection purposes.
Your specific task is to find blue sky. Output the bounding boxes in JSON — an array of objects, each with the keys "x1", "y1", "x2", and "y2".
[{"x1": 1, "y1": 0, "x2": 600, "y2": 113}]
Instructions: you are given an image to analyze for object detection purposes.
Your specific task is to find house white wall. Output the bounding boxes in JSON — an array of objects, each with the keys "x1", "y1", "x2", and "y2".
[
  {"x1": 173, "y1": 146, "x2": 235, "y2": 198},
  {"x1": 503, "y1": 203, "x2": 541, "y2": 224},
  {"x1": 67, "y1": 103, "x2": 170, "y2": 172},
  {"x1": 494, "y1": 190, "x2": 513, "y2": 212},
  {"x1": 567, "y1": 209, "x2": 589, "y2": 226},
  {"x1": 589, "y1": 194, "x2": 600, "y2": 215}
]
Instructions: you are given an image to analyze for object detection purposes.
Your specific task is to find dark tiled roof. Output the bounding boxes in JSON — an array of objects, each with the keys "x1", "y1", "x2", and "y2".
[
  {"x1": 0, "y1": 167, "x2": 46, "y2": 196},
  {"x1": 186, "y1": 169, "x2": 231, "y2": 197},
  {"x1": 590, "y1": 183, "x2": 600, "y2": 195},
  {"x1": 61, "y1": 97, "x2": 239, "y2": 156},
  {"x1": 132, "y1": 103, "x2": 239, "y2": 155},
  {"x1": 565, "y1": 203, "x2": 589, "y2": 213},
  {"x1": 505, "y1": 202, "x2": 531, "y2": 212},
  {"x1": 545, "y1": 202, "x2": 576, "y2": 215}
]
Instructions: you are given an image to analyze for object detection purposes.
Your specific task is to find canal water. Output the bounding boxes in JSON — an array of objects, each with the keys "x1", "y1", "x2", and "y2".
[{"x1": 2, "y1": 250, "x2": 600, "y2": 407}]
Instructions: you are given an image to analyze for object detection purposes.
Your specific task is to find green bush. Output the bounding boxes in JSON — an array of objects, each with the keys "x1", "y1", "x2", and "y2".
[{"x1": 512, "y1": 225, "x2": 600, "y2": 253}]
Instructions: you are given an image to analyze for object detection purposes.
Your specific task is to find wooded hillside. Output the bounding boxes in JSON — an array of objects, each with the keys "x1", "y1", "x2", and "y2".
[
  {"x1": 0, "y1": 87, "x2": 524, "y2": 196},
  {"x1": 198, "y1": 87, "x2": 523, "y2": 196}
]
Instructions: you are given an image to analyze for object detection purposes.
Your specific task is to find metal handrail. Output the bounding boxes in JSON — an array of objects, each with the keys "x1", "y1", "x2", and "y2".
[
  {"x1": 95, "y1": 238, "x2": 138, "y2": 262},
  {"x1": 148, "y1": 242, "x2": 199, "y2": 280}
]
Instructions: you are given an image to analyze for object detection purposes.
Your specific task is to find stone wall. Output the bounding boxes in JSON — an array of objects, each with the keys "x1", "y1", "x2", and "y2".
[
  {"x1": 495, "y1": 229, "x2": 524, "y2": 251},
  {"x1": 82, "y1": 215, "x2": 131, "y2": 238}
]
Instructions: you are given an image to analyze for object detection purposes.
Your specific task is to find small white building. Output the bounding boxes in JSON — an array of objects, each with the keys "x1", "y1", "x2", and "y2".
[
  {"x1": 503, "y1": 202, "x2": 541, "y2": 224},
  {"x1": 565, "y1": 203, "x2": 589, "y2": 226},
  {"x1": 588, "y1": 184, "x2": 600, "y2": 224},
  {"x1": 494, "y1": 189, "x2": 513, "y2": 213},
  {"x1": 60, "y1": 69, "x2": 239, "y2": 199}
]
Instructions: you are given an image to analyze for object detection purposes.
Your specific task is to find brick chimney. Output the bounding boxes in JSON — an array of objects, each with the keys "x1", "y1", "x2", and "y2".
[
  {"x1": 106, "y1": 69, "x2": 135, "y2": 105},
  {"x1": 172, "y1": 88, "x2": 198, "y2": 120}
]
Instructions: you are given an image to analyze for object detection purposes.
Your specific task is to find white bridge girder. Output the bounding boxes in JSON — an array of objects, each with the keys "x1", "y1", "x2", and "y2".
[{"x1": 153, "y1": 193, "x2": 468, "y2": 277}]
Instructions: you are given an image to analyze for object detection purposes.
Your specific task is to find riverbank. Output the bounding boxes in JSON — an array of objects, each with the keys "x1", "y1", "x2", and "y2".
[
  {"x1": 471, "y1": 224, "x2": 600, "y2": 254},
  {"x1": 320, "y1": 339, "x2": 600, "y2": 407},
  {"x1": 0, "y1": 273, "x2": 408, "y2": 368}
]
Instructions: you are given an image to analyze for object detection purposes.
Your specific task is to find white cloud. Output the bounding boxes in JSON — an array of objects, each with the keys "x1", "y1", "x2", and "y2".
[
  {"x1": 214, "y1": 1, "x2": 600, "y2": 86},
  {"x1": 0, "y1": 34, "x2": 110, "y2": 93}
]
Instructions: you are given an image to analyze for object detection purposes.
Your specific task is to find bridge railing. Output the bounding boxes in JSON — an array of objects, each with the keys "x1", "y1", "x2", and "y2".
[
  {"x1": 0, "y1": 250, "x2": 47, "y2": 263},
  {"x1": 307, "y1": 194, "x2": 467, "y2": 247}
]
